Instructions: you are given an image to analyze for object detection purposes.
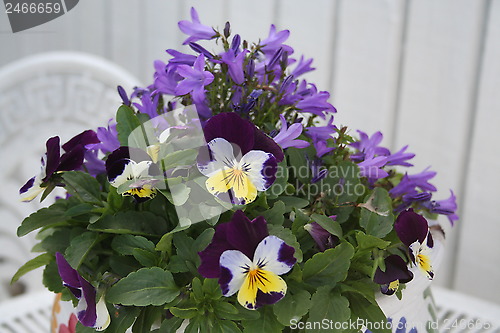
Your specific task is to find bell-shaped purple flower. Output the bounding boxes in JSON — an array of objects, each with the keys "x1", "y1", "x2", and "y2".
[
  {"x1": 350, "y1": 130, "x2": 390, "y2": 162},
  {"x1": 273, "y1": 114, "x2": 309, "y2": 149},
  {"x1": 259, "y1": 24, "x2": 294, "y2": 56},
  {"x1": 304, "y1": 220, "x2": 338, "y2": 252},
  {"x1": 292, "y1": 56, "x2": 315, "y2": 77},
  {"x1": 178, "y1": 7, "x2": 216, "y2": 45},
  {"x1": 175, "y1": 54, "x2": 214, "y2": 101},
  {"x1": 295, "y1": 84, "x2": 336, "y2": 118},
  {"x1": 357, "y1": 149, "x2": 389, "y2": 180},
  {"x1": 390, "y1": 167, "x2": 437, "y2": 198},
  {"x1": 220, "y1": 49, "x2": 248, "y2": 85}
]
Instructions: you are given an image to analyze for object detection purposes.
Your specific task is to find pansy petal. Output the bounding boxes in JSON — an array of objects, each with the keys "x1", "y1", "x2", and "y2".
[
  {"x1": 252, "y1": 128, "x2": 285, "y2": 163},
  {"x1": 240, "y1": 151, "x2": 277, "y2": 191},
  {"x1": 241, "y1": 269, "x2": 287, "y2": 309},
  {"x1": 76, "y1": 276, "x2": 97, "y2": 328},
  {"x1": 219, "y1": 250, "x2": 253, "y2": 296},
  {"x1": 373, "y1": 255, "x2": 413, "y2": 285},
  {"x1": 394, "y1": 209, "x2": 429, "y2": 246},
  {"x1": 229, "y1": 173, "x2": 258, "y2": 204},
  {"x1": 198, "y1": 138, "x2": 239, "y2": 176},
  {"x1": 198, "y1": 224, "x2": 232, "y2": 278},
  {"x1": 19, "y1": 175, "x2": 45, "y2": 202},
  {"x1": 43, "y1": 136, "x2": 61, "y2": 181},
  {"x1": 203, "y1": 113, "x2": 254, "y2": 155},
  {"x1": 55, "y1": 252, "x2": 81, "y2": 290},
  {"x1": 380, "y1": 280, "x2": 400, "y2": 295},
  {"x1": 226, "y1": 212, "x2": 269, "y2": 259},
  {"x1": 410, "y1": 242, "x2": 434, "y2": 280},
  {"x1": 93, "y1": 297, "x2": 111, "y2": 331},
  {"x1": 253, "y1": 236, "x2": 296, "y2": 275}
]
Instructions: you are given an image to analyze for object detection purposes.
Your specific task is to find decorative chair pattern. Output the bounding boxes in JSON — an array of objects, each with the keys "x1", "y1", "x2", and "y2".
[{"x1": 0, "y1": 51, "x2": 141, "y2": 301}]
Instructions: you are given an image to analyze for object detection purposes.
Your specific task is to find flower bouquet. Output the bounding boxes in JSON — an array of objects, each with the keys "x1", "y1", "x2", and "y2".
[{"x1": 15, "y1": 8, "x2": 457, "y2": 333}]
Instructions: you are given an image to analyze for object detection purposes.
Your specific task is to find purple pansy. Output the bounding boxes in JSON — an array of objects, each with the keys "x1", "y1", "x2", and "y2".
[
  {"x1": 394, "y1": 209, "x2": 434, "y2": 280},
  {"x1": 273, "y1": 114, "x2": 309, "y2": 149},
  {"x1": 175, "y1": 54, "x2": 214, "y2": 102},
  {"x1": 198, "y1": 211, "x2": 296, "y2": 310},
  {"x1": 197, "y1": 113, "x2": 284, "y2": 204},
  {"x1": 20, "y1": 131, "x2": 99, "y2": 202},
  {"x1": 178, "y1": 7, "x2": 217, "y2": 45},
  {"x1": 55, "y1": 253, "x2": 110, "y2": 331},
  {"x1": 373, "y1": 255, "x2": 414, "y2": 295}
]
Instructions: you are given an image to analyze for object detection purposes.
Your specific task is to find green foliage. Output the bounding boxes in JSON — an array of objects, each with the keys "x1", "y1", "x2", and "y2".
[
  {"x1": 359, "y1": 188, "x2": 394, "y2": 238},
  {"x1": 116, "y1": 105, "x2": 142, "y2": 147},
  {"x1": 106, "y1": 267, "x2": 180, "y2": 306},
  {"x1": 307, "y1": 288, "x2": 350, "y2": 333},
  {"x1": 11, "y1": 253, "x2": 53, "y2": 283}
]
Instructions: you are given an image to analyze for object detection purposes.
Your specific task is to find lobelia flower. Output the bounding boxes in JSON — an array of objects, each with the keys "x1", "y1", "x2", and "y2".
[
  {"x1": 394, "y1": 209, "x2": 434, "y2": 280},
  {"x1": 273, "y1": 114, "x2": 309, "y2": 149},
  {"x1": 20, "y1": 131, "x2": 99, "y2": 202},
  {"x1": 197, "y1": 112, "x2": 284, "y2": 204},
  {"x1": 373, "y1": 255, "x2": 414, "y2": 295},
  {"x1": 178, "y1": 7, "x2": 217, "y2": 45},
  {"x1": 55, "y1": 253, "x2": 110, "y2": 331},
  {"x1": 105, "y1": 147, "x2": 159, "y2": 202},
  {"x1": 198, "y1": 210, "x2": 296, "y2": 310},
  {"x1": 175, "y1": 54, "x2": 214, "y2": 102}
]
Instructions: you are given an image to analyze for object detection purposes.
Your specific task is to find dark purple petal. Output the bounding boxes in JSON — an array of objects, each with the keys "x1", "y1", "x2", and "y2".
[
  {"x1": 203, "y1": 113, "x2": 255, "y2": 155},
  {"x1": 218, "y1": 266, "x2": 233, "y2": 295},
  {"x1": 198, "y1": 224, "x2": 232, "y2": 278},
  {"x1": 252, "y1": 129, "x2": 284, "y2": 162},
  {"x1": 261, "y1": 154, "x2": 278, "y2": 189},
  {"x1": 57, "y1": 145, "x2": 85, "y2": 172},
  {"x1": 254, "y1": 290, "x2": 285, "y2": 309},
  {"x1": 77, "y1": 277, "x2": 97, "y2": 327},
  {"x1": 43, "y1": 136, "x2": 61, "y2": 181},
  {"x1": 277, "y1": 242, "x2": 296, "y2": 267},
  {"x1": 394, "y1": 209, "x2": 429, "y2": 246},
  {"x1": 62, "y1": 130, "x2": 99, "y2": 153},
  {"x1": 305, "y1": 222, "x2": 338, "y2": 252},
  {"x1": 373, "y1": 255, "x2": 413, "y2": 285},
  {"x1": 55, "y1": 252, "x2": 81, "y2": 290},
  {"x1": 19, "y1": 176, "x2": 36, "y2": 195}
]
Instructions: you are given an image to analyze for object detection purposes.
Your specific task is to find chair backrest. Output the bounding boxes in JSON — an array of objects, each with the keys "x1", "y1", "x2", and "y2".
[{"x1": 0, "y1": 51, "x2": 141, "y2": 301}]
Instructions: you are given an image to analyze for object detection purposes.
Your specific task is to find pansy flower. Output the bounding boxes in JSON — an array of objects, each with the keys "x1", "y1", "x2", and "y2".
[
  {"x1": 394, "y1": 209, "x2": 434, "y2": 280},
  {"x1": 198, "y1": 210, "x2": 296, "y2": 310},
  {"x1": 105, "y1": 147, "x2": 160, "y2": 202},
  {"x1": 55, "y1": 253, "x2": 110, "y2": 331},
  {"x1": 373, "y1": 255, "x2": 414, "y2": 295},
  {"x1": 304, "y1": 217, "x2": 338, "y2": 252},
  {"x1": 20, "y1": 131, "x2": 99, "y2": 202},
  {"x1": 197, "y1": 112, "x2": 284, "y2": 205}
]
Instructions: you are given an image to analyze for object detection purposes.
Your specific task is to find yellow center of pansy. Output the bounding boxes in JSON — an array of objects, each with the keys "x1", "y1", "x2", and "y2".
[
  {"x1": 206, "y1": 167, "x2": 257, "y2": 204},
  {"x1": 124, "y1": 185, "x2": 157, "y2": 199},
  {"x1": 237, "y1": 266, "x2": 287, "y2": 310}
]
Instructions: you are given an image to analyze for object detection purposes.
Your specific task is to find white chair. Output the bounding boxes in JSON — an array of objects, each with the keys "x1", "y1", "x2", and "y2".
[{"x1": 0, "y1": 51, "x2": 141, "y2": 302}]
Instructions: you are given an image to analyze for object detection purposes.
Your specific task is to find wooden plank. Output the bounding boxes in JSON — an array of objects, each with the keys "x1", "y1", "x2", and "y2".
[
  {"x1": 332, "y1": 0, "x2": 407, "y2": 140},
  {"x1": 453, "y1": 0, "x2": 500, "y2": 305},
  {"x1": 276, "y1": 0, "x2": 337, "y2": 91},
  {"x1": 72, "y1": 0, "x2": 108, "y2": 57},
  {"x1": 108, "y1": 0, "x2": 144, "y2": 80},
  {"x1": 226, "y1": 0, "x2": 275, "y2": 47},
  {"x1": 392, "y1": 0, "x2": 487, "y2": 288}
]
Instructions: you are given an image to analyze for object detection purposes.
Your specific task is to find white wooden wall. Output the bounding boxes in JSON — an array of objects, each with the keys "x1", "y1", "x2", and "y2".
[{"x1": 0, "y1": 0, "x2": 499, "y2": 305}]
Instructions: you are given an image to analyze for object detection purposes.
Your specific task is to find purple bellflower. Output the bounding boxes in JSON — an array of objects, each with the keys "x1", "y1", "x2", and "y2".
[
  {"x1": 178, "y1": 7, "x2": 217, "y2": 45},
  {"x1": 175, "y1": 54, "x2": 214, "y2": 102},
  {"x1": 273, "y1": 114, "x2": 309, "y2": 149},
  {"x1": 220, "y1": 49, "x2": 248, "y2": 85}
]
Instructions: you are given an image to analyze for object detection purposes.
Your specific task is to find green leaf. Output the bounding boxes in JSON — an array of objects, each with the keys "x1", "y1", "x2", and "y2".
[
  {"x1": 359, "y1": 188, "x2": 395, "y2": 238},
  {"x1": 62, "y1": 171, "x2": 102, "y2": 204},
  {"x1": 169, "y1": 306, "x2": 199, "y2": 319},
  {"x1": 242, "y1": 306, "x2": 283, "y2": 333},
  {"x1": 212, "y1": 319, "x2": 242, "y2": 333},
  {"x1": 132, "y1": 307, "x2": 163, "y2": 333},
  {"x1": 159, "y1": 183, "x2": 191, "y2": 206},
  {"x1": 106, "y1": 267, "x2": 180, "y2": 306},
  {"x1": 311, "y1": 213, "x2": 343, "y2": 238},
  {"x1": 276, "y1": 196, "x2": 309, "y2": 211},
  {"x1": 43, "y1": 260, "x2": 64, "y2": 293},
  {"x1": 40, "y1": 228, "x2": 72, "y2": 254},
  {"x1": 161, "y1": 149, "x2": 198, "y2": 171},
  {"x1": 307, "y1": 288, "x2": 350, "y2": 333},
  {"x1": 348, "y1": 293, "x2": 390, "y2": 333},
  {"x1": 302, "y1": 242, "x2": 354, "y2": 287},
  {"x1": 17, "y1": 206, "x2": 68, "y2": 237},
  {"x1": 64, "y1": 203, "x2": 96, "y2": 217},
  {"x1": 273, "y1": 289, "x2": 311, "y2": 326},
  {"x1": 203, "y1": 278, "x2": 222, "y2": 300},
  {"x1": 355, "y1": 231, "x2": 391, "y2": 251},
  {"x1": 11, "y1": 253, "x2": 53, "y2": 283},
  {"x1": 116, "y1": 105, "x2": 142, "y2": 147},
  {"x1": 65, "y1": 232, "x2": 100, "y2": 269},
  {"x1": 89, "y1": 211, "x2": 167, "y2": 237},
  {"x1": 133, "y1": 248, "x2": 159, "y2": 267},
  {"x1": 104, "y1": 306, "x2": 140, "y2": 333},
  {"x1": 213, "y1": 302, "x2": 239, "y2": 319},
  {"x1": 262, "y1": 201, "x2": 286, "y2": 225},
  {"x1": 267, "y1": 224, "x2": 303, "y2": 263},
  {"x1": 193, "y1": 228, "x2": 215, "y2": 252},
  {"x1": 107, "y1": 186, "x2": 125, "y2": 212},
  {"x1": 109, "y1": 256, "x2": 141, "y2": 277},
  {"x1": 111, "y1": 235, "x2": 156, "y2": 255},
  {"x1": 157, "y1": 316, "x2": 184, "y2": 333},
  {"x1": 326, "y1": 161, "x2": 363, "y2": 223}
]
